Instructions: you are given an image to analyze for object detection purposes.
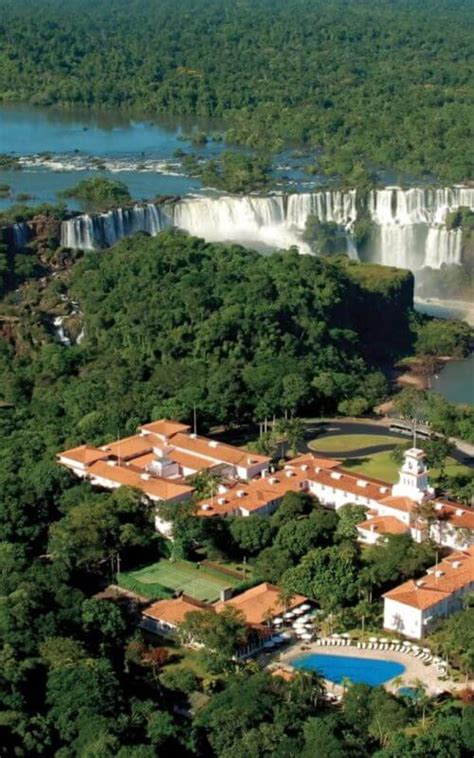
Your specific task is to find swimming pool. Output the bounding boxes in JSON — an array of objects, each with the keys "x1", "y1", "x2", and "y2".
[{"x1": 292, "y1": 653, "x2": 405, "y2": 686}]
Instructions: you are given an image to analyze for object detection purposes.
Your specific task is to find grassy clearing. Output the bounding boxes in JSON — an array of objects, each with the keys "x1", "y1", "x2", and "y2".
[
  {"x1": 119, "y1": 559, "x2": 240, "y2": 602},
  {"x1": 308, "y1": 433, "x2": 405, "y2": 454},
  {"x1": 344, "y1": 452, "x2": 471, "y2": 483}
]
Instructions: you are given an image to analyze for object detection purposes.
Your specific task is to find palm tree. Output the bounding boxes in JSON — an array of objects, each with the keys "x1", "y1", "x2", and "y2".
[
  {"x1": 355, "y1": 599, "x2": 372, "y2": 637},
  {"x1": 410, "y1": 679, "x2": 431, "y2": 727},
  {"x1": 289, "y1": 670, "x2": 326, "y2": 708},
  {"x1": 278, "y1": 586, "x2": 295, "y2": 615}
]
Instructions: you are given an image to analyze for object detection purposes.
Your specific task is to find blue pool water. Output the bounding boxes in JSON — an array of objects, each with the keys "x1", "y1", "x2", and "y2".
[{"x1": 292, "y1": 653, "x2": 405, "y2": 686}]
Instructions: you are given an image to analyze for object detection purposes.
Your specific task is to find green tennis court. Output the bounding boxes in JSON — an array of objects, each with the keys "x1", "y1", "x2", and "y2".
[{"x1": 119, "y1": 559, "x2": 239, "y2": 602}]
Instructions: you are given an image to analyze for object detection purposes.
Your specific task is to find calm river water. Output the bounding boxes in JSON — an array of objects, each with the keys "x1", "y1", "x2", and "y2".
[{"x1": 0, "y1": 104, "x2": 313, "y2": 209}]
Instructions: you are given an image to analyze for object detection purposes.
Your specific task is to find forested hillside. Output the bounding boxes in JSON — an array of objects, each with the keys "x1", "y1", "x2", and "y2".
[
  {"x1": 0, "y1": 0, "x2": 472, "y2": 181},
  {"x1": 1, "y1": 230, "x2": 474, "y2": 754}
]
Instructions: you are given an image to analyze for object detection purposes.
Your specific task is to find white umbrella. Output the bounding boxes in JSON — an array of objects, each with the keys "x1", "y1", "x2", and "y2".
[
  {"x1": 299, "y1": 604, "x2": 311, "y2": 611},
  {"x1": 293, "y1": 607, "x2": 305, "y2": 615},
  {"x1": 341, "y1": 633, "x2": 351, "y2": 638},
  {"x1": 280, "y1": 632, "x2": 292, "y2": 640},
  {"x1": 369, "y1": 637, "x2": 378, "y2": 642},
  {"x1": 292, "y1": 621, "x2": 304, "y2": 628},
  {"x1": 284, "y1": 612, "x2": 295, "y2": 619},
  {"x1": 273, "y1": 617, "x2": 283, "y2": 624},
  {"x1": 302, "y1": 632, "x2": 313, "y2": 641},
  {"x1": 379, "y1": 638, "x2": 389, "y2": 643},
  {"x1": 422, "y1": 647, "x2": 431, "y2": 654}
]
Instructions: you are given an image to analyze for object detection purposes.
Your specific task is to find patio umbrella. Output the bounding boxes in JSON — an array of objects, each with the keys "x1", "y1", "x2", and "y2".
[
  {"x1": 302, "y1": 633, "x2": 313, "y2": 641},
  {"x1": 299, "y1": 604, "x2": 311, "y2": 611},
  {"x1": 379, "y1": 638, "x2": 389, "y2": 643},
  {"x1": 293, "y1": 607, "x2": 305, "y2": 615},
  {"x1": 273, "y1": 617, "x2": 283, "y2": 625},
  {"x1": 284, "y1": 612, "x2": 295, "y2": 619},
  {"x1": 280, "y1": 632, "x2": 292, "y2": 640},
  {"x1": 422, "y1": 647, "x2": 431, "y2": 654},
  {"x1": 369, "y1": 637, "x2": 378, "y2": 642},
  {"x1": 292, "y1": 621, "x2": 304, "y2": 628},
  {"x1": 341, "y1": 633, "x2": 351, "y2": 638}
]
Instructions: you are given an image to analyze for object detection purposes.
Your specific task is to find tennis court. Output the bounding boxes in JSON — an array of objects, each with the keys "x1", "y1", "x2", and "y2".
[{"x1": 119, "y1": 559, "x2": 239, "y2": 602}]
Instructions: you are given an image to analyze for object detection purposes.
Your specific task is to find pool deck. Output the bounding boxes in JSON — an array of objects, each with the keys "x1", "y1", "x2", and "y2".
[{"x1": 278, "y1": 642, "x2": 460, "y2": 697}]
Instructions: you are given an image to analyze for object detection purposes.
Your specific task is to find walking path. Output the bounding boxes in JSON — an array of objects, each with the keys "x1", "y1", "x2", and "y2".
[{"x1": 278, "y1": 641, "x2": 464, "y2": 697}]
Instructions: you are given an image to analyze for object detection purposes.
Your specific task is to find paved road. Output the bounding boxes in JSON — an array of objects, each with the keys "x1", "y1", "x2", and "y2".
[{"x1": 303, "y1": 419, "x2": 474, "y2": 468}]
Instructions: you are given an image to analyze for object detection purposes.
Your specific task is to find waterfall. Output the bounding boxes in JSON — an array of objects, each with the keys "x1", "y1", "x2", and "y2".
[
  {"x1": 425, "y1": 228, "x2": 462, "y2": 268},
  {"x1": 60, "y1": 186, "x2": 474, "y2": 271},
  {"x1": 367, "y1": 186, "x2": 474, "y2": 269},
  {"x1": 12, "y1": 222, "x2": 30, "y2": 248},
  {"x1": 53, "y1": 316, "x2": 71, "y2": 346},
  {"x1": 60, "y1": 203, "x2": 173, "y2": 249}
]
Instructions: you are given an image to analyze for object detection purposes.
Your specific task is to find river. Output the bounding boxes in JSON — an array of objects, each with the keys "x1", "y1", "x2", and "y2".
[
  {"x1": 432, "y1": 354, "x2": 474, "y2": 406},
  {"x1": 0, "y1": 104, "x2": 315, "y2": 210}
]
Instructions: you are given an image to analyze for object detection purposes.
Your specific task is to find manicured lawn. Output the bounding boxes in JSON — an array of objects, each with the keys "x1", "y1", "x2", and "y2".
[
  {"x1": 343, "y1": 451, "x2": 471, "y2": 484},
  {"x1": 119, "y1": 558, "x2": 241, "y2": 602},
  {"x1": 308, "y1": 433, "x2": 405, "y2": 454}
]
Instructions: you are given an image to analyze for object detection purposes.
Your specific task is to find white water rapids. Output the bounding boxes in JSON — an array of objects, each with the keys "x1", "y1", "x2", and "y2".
[{"x1": 59, "y1": 185, "x2": 474, "y2": 270}]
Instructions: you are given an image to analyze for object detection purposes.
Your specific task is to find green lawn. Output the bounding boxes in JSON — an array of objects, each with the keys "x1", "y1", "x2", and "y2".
[
  {"x1": 308, "y1": 433, "x2": 405, "y2": 454},
  {"x1": 343, "y1": 451, "x2": 471, "y2": 484},
  {"x1": 119, "y1": 559, "x2": 241, "y2": 603}
]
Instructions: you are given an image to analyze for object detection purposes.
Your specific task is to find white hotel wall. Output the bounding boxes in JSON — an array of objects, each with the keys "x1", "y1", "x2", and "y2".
[{"x1": 384, "y1": 598, "x2": 424, "y2": 639}]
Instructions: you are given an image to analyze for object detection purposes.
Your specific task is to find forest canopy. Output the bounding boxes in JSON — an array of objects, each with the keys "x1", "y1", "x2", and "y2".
[{"x1": 0, "y1": 0, "x2": 472, "y2": 182}]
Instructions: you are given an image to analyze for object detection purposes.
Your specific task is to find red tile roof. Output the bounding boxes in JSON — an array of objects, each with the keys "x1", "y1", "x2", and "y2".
[
  {"x1": 384, "y1": 546, "x2": 474, "y2": 610},
  {"x1": 358, "y1": 515, "x2": 410, "y2": 536},
  {"x1": 88, "y1": 460, "x2": 193, "y2": 501},
  {"x1": 143, "y1": 595, "x2": 212, "y2": 625},
  {"x1": 140, "y1": 419, "x2": 191, "y2": 437},
  {"x1": 214, "y1": 582, "x2": 308, "y2": 626}
]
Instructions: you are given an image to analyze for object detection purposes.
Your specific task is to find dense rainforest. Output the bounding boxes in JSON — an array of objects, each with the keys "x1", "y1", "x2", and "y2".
[
  {"x1": 0, "y1": 0, "x2": 473, "y2": 183},
  {"x1": 1, "y1": 229, "x2": 473, "y2": 755}
]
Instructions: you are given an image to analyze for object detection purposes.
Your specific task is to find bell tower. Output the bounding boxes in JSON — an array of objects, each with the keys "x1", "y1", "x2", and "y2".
[{"x1": 391, "y1": 448, "x2": 434, "y2": 503}]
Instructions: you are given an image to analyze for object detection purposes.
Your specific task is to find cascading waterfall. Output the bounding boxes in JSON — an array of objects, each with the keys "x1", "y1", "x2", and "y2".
[
  {"x1": 59, "y1": 186, "x2": 474, "y2": 272},
  {"x1": 12, "y1": 222, "x2": 30, "y2": 248}
]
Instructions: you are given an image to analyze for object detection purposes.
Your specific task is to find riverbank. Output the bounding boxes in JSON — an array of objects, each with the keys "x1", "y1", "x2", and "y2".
[{"x1": 415, "y1": 297, "x2": 474, "y2": 326}]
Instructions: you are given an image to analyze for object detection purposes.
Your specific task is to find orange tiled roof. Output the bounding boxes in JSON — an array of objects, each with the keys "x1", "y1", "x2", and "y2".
[
  {"x1": 285, "y1": 453, "x2": 342, "y2": 470},
  {"x1": 384, "y1": 546, "x2": 474, "y2": 610},
  {"x1": 379, "y1": 496, "x2": 417, "y2": 513},
  {"x1": 143, "y1": 595, "x2": 213, "y2": 625},
  {"x1": 88, "y1": 460, "x2": 193, "y2": 501},
  {"x1": 171, "y1": 432, "x2": 271, "y2": 469},
  {"x1": 57, "y1": 444, "x2": 108, "y2": 466},
  {"x1": 170, "y1": 448, "x2": 219, "y2": 473},
  {"x1": 433, "y1": 500, "x2": 474, "y2": 531},
  {"x1": 100, "y1": 434, "x2": 154, "y2": 460},
  {"x1": 358, "y1": 515, "x2": 410, "y2": 536},
  {"x1": 196, "y1": 470, "x2": 305, "y2": 517},
  {"x1": 140, "y1": 419, "x2": 191, "y2": 437},
  {"x1": 214, "y1": 582, "x2": 308, "y2": 626}
]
